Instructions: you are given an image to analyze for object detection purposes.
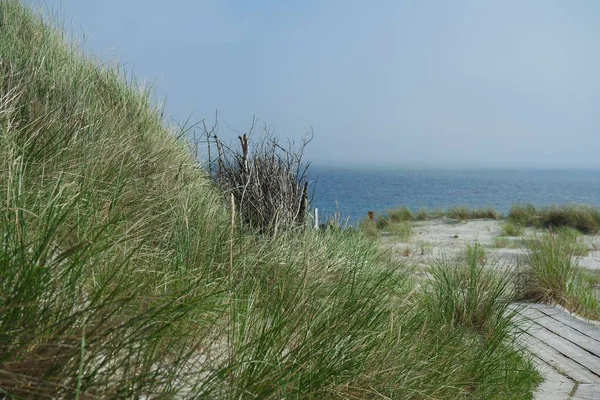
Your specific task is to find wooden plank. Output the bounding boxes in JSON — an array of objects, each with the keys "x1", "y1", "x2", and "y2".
[
  {"x1": 524, "y1": 326, "x2": 600, "y2": 379},
  {"x1": 530, "y1": 355, "x2": 571, "y2": 384},
  {"x1": 534, "y1": 381, "x2": 574, "y2": 400},
  {"x1": 536, "y1": 308, "x2": 600, "y2": 343},
  {"x1": 513, "y1": 302, "x2": 564, "y2": 317},
  {"x1": 531, "y1": 356, "x2": 574, "y2": 400},
  {"x1": 521, "y1": 302, "x2": 600, "y2": 338},
  {"x1": 572, "y1": 384, "x2": 600, "y2": 400},
  {"x1": 516, "y1": 332, "x2": 600, "y2": 383},
  {"x1": 519, "y1": 307, "x2": 600, "y2": 356}
]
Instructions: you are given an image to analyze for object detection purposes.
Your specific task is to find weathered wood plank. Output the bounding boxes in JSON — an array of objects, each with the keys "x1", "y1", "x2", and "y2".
[
  {"x1": 523, "y1": 303, "x2": 564, "y2": 315},
  {"x1": 534, "y1": 381, "x2": 574, "y2": 400},
  {"x1": 514, "y1": 302, "x2": 600, "y2": 397},
  {"x1": 531, "y1": 355, "x2": 574, "y2": 400},
  {"x1": 519, "y1": 307, "x2": 600, "y2": 356},
  {"x1": 513, "y1": 302, "x2": 564, "y2": 317},
  {"x1": 516, "y1": 332, "x2": 600, "y2": 383},
  {"x1": 530, "y1": 356, "x2": 571, "y2": 384},
  {"x1": 531, "y1": 304, "x2": 600, "y2": 343},
  {"x1": 525, "y1": 326, "x2": 600, "y2": 378},
  {"x1": 572, "y1": 383, "x2": 600, "y2": 400}
]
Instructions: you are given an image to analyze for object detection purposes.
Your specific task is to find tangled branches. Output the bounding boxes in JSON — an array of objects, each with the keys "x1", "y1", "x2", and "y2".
[{"x1": 203, "y1": 117, "x2": 312, "y2": 234}]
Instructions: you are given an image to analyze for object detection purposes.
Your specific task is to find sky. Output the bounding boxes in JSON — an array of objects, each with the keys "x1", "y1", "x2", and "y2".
[{"x1": 26, "y1": 0, "x2": 600, "y2": 169}]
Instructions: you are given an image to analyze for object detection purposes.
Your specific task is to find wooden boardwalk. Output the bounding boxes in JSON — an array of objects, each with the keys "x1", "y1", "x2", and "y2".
[{"x1": 514, "y1": 302, "x2": 600, "y2": 400}]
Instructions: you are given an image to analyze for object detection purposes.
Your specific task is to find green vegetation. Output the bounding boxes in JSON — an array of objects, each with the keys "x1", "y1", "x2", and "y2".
[
  {"x1": 493, "y1": 236, "x2": 522, "y2": 249},
  {"x1": 373, "y1": 205, "x2": 501, "y2": 228},
  {"x1": 494, "y1": 236, "x2": 511, "y2": 248},
  {"x1": 508, "y1": 203, "x2": 600, "y2": 234},
  {"x1": 506, "y1": 204, "x2": 538, "y2": 227},
  {"x1": 518, "y1": 232, "x2": 600, "y2": 319},
  {"x1": 502, "y1": 221, "x2": 524, "y2": 236},
  {"x1": 445, "y1": 206, "x2": 472, "y2": 220},
  {"x1": 0, "y1": 1, "x2": 540, "y2": 398},
  {"x1": 425, "y1": 253, "x2": 514, "y2": 338},
  {"x1": 369, "y1": 208, "x2": 413, "y2": 240},
  {"x1": 447, "y1": 206, "x2": 500, "y2": 221},
  {"x1": 471, "y1": 207, "x2": 501, "y2": 220},
  {"x1": 555, "y1": 227, "x2": 590, "y2": 256},
  {"x1": 465, "y1": 242, "x2": 487, "y2": 265},
  {"x1": 387, "y1": 205, "x2": 414, "y2": 222},
  {"x1": 387, "y1": 221, "x2": 412, "y2": 240},
  {"x1": 422, "y1": 255, "x2": 540, "y2": 397},
  {"x1": 415, "y1": 207, "x2": 430, "y2": 220},
  {"x1": 378, "y1": 220, "x2": 412, "y2": 240},
  {"x1": 375, "y1": 203, "x2": 600, "y2": 234},
  {"x1": 358, "y1": 217, "x2": 379, "y2": 238}
]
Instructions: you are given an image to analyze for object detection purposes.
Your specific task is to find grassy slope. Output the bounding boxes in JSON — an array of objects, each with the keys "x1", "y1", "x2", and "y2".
[{"x1": 0, "y1": 1, "x2": 539, "y2": 398}]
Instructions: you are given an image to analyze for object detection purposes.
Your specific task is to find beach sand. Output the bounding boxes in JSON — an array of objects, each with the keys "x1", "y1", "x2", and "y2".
[{"x1": 378, "y1": 219, "x2": 600, "y2": 272}]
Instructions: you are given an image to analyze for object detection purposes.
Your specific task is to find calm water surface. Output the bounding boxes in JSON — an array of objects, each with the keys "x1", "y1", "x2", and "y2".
[{"x1": 309, "y1": 167, "x2": 600, "y2": 224}]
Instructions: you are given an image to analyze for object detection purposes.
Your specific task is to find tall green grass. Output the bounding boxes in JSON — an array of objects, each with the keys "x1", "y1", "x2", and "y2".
[
  {"x1": 447, "y1": 206, "x2": 500, "y2": 221},
  {"x1": 502, "y1": 221, "x2": 524, "y2": 237},
  {"x1": 419, "y1": 253, "x2": 539, "y2": 397},
  {"x1": 465, "y1": 242, "x2": 487, "y2": 265},
  {"x1": 508, "y1": 203, "x2": 600, "y2": 234},
  {"x1": 0, "y1": 1, "x2": 540, "y2": 398},
  {"x1": 375, "y1": 205, "x2": 500, "y2": 226},
  {"x1": 518, "y1": 232, "x2": 600, "y2": 319}
]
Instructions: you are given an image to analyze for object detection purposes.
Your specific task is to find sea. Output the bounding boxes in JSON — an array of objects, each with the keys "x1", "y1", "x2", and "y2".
[{"x1": 309, "y1": 166, "x2": 600, "y2": 225}]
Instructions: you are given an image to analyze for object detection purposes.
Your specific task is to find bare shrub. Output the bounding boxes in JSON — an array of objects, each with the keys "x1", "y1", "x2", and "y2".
[{"x1": 203, "y1": 117, "x2": 312, "y2": 234}]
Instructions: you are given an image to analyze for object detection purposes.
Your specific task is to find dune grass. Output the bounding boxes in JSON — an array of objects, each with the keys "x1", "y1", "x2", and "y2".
[
  {"x1": 493, "y1": 236, "x2": 523, "y2": 249},
  {"x1": 375, "y1": 203, "x2": 600, "y2": 233},
  {"x1": 502, "y1": 221, "x2": 525, "y2": 237},
  {"x1": 387, "y1": 205, "x2": 414, "y2": 222},
  {"x1": 518, "y1": 231, "x2": 600, "y2": 319},
  {"x1": 373, "y1": 205, "x2": 500, "y2": 230},
  {"x1": 465, "y1": 242, "x2": 487, "y2": 265},
  {"x1": 0, "y1": 1, "x2": 541, "y2": 398},
  {"x1": 447, "y1": 206, "x2": 500, "y2": 221},
  {"x1": 508, "y1": 203, "x2": 600, "y2": 234},
  {"x1": 421, "y1": 253, "x2": 540, "y2": 397}
]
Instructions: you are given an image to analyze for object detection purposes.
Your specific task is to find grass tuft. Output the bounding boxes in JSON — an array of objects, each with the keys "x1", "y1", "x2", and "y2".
[
  {"x1": 502, "y1": 221, "x2": 524, "y2": 237},
  {"x1": 465, "y1": 243, "x2": 487, "y2": 265},
  {"x1": 424, "y1": 252, "x2": 516, "y2": 338},
  {"x1": 381, "y1": 206, "x2": 413, "y2": 222},
  {"x1": 518, "y1": 232, "x2": 599, "y2": 319},
  {"x1": 446, "y1": 206, "x2": 471, "y2": 221},
  {"x1": 375, "y1": 205, "x2": 500, "y2": 229},
  {"x1": 416, "y1": 251, "x2": 540, "y2": 398},
  {"x1": 415, "y1": 207, "x2": 429, "y2": 221},
  {"x1": 470, "y1": 207, "x2": 501, "y2": 220},
  {"x1": 509, "y1": 203, "x2": 600, "y2": 234},
  {"x1": 447, "y1": 206, "x2": 500, "y2": 221},
  {"x1": 507, "y1": 204, "x2": 538, "y2": 227}
]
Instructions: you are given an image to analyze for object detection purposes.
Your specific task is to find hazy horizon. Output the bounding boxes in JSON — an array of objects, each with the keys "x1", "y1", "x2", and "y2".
[{"x1": 27, "y1": 0, "x2": 600, "y2": 169}]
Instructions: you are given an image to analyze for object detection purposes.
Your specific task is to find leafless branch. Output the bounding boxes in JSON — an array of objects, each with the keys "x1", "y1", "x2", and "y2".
[{"x1": 203, "y1": 117, "x2": 313, "y2": 234}]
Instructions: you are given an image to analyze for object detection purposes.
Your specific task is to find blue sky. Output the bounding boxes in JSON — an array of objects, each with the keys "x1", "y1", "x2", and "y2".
[{"x1": 27, "y1": 0, "x2": 600, "y2": 168}]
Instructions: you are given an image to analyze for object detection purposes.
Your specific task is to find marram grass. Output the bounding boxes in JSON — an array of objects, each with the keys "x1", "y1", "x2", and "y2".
[
  {"x1": 0, "y1": 1, "x2": 540, "y2": 398},
  {"x1": 518, "y1": 231, "x2": 600, "y2": 319},
  {"x1": 509, "y1": 203, "x2": 600, "y2": 234}
]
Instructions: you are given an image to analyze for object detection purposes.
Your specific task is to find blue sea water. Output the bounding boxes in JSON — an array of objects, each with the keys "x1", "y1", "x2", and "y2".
[{"x1": 309, "y1": 166, "x2": 600, "y2": 225}]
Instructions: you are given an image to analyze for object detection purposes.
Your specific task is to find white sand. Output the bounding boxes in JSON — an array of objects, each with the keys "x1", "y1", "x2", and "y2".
[{"x1": 379, "y1": 219, "x2": 600, "y2": 272}]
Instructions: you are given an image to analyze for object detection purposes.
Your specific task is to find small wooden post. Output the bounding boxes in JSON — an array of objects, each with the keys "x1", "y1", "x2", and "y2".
[
  {"x1": 238, "y1": 133, "x2": 249, "y2": 173},
  {"x1": 297, "y1": 182, "x2": 309, "y2": 224},
  {"x1": 314, "y1": 208, "x2": 319, "y2": 230},
  {"x1": 367, "y1": 211, "x2": 374, "y2": 221}
]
